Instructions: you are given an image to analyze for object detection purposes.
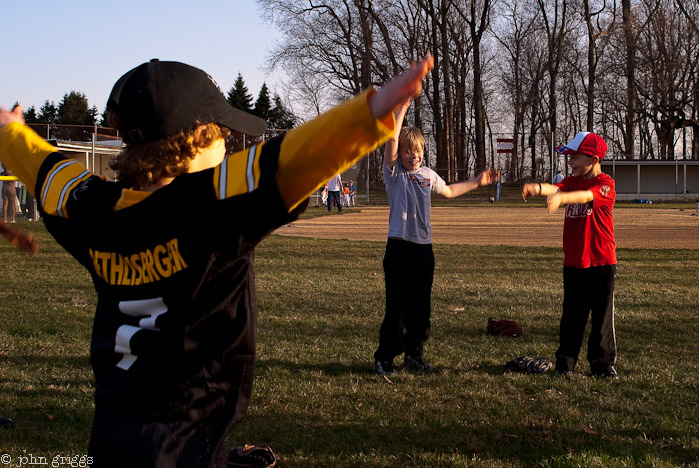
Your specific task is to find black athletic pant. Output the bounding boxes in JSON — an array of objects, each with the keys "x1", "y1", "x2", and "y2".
[
  {"x1": 374, "y1": 238, "x2": 434, "y2": 362},
  {"x1": 555, "y1": 264, "x2": 617, "y2": 374},
  {"x1": 327, "y1": 191, "x2": 342, "y2": 211}
]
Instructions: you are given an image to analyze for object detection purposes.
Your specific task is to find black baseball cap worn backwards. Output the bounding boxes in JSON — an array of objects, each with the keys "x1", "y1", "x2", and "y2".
[{"x1": 107, "y1": 59, "x2": 267, "y2": 144}]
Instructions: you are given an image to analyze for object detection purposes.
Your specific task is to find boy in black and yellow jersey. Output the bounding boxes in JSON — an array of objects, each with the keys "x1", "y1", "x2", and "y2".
[{"x1": 0, "y1": 56, "x2": 433, "y2": 467}]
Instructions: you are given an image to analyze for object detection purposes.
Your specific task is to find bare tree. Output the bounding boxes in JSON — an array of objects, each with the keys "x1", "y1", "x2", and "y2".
[
  {"x1": 456, "y1": 0, "x2": 495, "y2": 173},
  {"x1": 493, "y1": 0, "x2": 543, "y2": 180},
  {"x1": 621, "y1": 0, "x2": 638, "y2": 156},
  {"x1": 635, "y1": 0, "x2": 697, "y2": 157},
  {"x1": 582, "y1": 0, "x2": 617, "y2": 130},
  {"x1": 536, "y1": 0, "x2": 570, "y2": 178}
]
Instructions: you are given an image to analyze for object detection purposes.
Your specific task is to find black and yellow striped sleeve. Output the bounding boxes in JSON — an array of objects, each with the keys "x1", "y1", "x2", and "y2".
[
  {"x1": 0, "y1": 122, "x2": 59, "y2": 196},
  {"x1": 275, "y1": 89, "x2": 395, "y2": 211},
  {"x1": 213, "y1": 144, "x2": 263, "y2": 200},
  {"x1": 39, "y1": 158, "x2": 92, "y2": 217}
]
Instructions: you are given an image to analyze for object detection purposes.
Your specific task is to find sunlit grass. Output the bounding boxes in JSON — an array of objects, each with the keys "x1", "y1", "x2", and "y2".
[{"x1": 0, "y1": 222, "x2": 697, "y2": 467}]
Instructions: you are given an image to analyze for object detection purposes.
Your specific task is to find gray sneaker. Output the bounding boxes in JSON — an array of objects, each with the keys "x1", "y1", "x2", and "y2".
[
  {"x1": 374, "y1": 360, "x2": 395, "y2": 376},
  {"x1": 403, "y1": 354, "x2": 434, "y2": 372},
  {"x1": 592, "y1": 367, "x2": 618, "y2": 379}
]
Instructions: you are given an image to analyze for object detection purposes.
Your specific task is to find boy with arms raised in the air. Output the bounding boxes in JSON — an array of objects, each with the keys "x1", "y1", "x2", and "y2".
[
  {"x1": 522, "y1": 132, "x2": 618, "y2": 379},
  {"x1": 373, "y1": 101, "x2": 499, "y2": 376},
  {"x1": 0, "y1": 56, "x2": 434, "y2": 467}
]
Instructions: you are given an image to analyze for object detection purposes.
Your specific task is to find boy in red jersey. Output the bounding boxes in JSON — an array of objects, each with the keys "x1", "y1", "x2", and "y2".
[{"x1": 522, "y1": 132, "x2": 618, "y2": 378}]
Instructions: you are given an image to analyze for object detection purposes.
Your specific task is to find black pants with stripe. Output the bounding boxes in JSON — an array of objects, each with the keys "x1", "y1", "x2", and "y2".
[
  {"x1": 555, "y1": 264, "x2": 617, "y2": 374},
  {"x1": 374, "y1": 238, "x2": 434, "y2": 362}
]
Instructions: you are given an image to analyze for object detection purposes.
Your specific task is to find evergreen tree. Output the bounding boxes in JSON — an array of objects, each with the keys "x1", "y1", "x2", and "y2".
[
  {"x1": 58, "y1": 91, "x2": 96, "y2": 125},
  {"x1": 37, "y1": 100, "x2": 58, "y2": 124},
  {"x1": 269, "y1": 94, "x2": 297, "y2": 130},
  {"x1": 227, "y1": 73, "x2": 253, "y2": 112},
  {"x1": 22, "y1": 105, "x2": 39, "y2": 123},
  {"x1": 10, "y1": 102, "x2": 36, "y2": 122},
  {"x1": 252, "y1": 83, "x2": 272, "y2": 120}
]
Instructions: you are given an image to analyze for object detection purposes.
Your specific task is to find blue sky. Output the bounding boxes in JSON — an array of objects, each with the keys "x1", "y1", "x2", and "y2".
[{"x1": 1, "y1": 0, "x2": 283, "y2": 116}]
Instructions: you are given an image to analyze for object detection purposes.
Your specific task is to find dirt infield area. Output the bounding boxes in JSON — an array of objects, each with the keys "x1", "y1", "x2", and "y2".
[{"x1": 276, "y1": 206, "x2": 699, "y2": 249}]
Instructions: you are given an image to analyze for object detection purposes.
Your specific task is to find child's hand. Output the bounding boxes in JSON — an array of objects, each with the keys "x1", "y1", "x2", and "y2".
[
  {"x1": 546, "y1": 192, "x2": 563, "y2": 214},
  {"x1": 0, "y1": 105, "x2": 25, "y2": 129},
  {"x1": 369, "y1": 56, "x2": 434, "y2": 119},
  {"x1": 1, "y1": 224, "x2": 38, "y2": 255},
  {"x1": 521, "y1": 183, "x2": 540, "y2": 200},
  {"x1": 476, "y1": 169, "x2": 500, "y2": 187}
]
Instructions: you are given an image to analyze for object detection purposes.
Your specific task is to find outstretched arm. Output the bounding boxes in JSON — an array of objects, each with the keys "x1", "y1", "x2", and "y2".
[
  {"x1": 275, "y1": 56, "x2": 434, "y2": 211},
  {"x1": 0, "y1": 105, "x2": 63, "y2": 197},
  {"x1": 545, "y1": 190, "x2": 593, "y2": 214},
  {"x1": 368, "y1": 56, "x2": 434, "y2": 120},
  {"x1": 522, "y1": 182, "x2": 559, "y2": 200},
  {"x1": 439, "y1": 169, "x2": 499, "y2": 199},
  {"x1": 383, "y1": 100, "x2": 409, "y2": 170},
  {"x1": 522, "y1": 182, "x2": 594, "y2": 213}
]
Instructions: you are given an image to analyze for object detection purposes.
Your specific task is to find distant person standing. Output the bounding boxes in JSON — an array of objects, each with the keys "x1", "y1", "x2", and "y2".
[
  {"x1": 553, "y1": 170, "x2": 564, "y2": 184},
  {"x1": 327, "y1": 173, "x2": 343, "y2": 212},
  {"x1": 342, "y1": 183, "x2": 351, "y2": 208},
  {"x1": 1, "y1": 168, "x2": 16, "y2": 223},
  {"x1": 321, "y1": 184, "x2": 328, "y2": 207},
  {"x1": 349, "y1": 180, "x2": 356, "y2": 207}
]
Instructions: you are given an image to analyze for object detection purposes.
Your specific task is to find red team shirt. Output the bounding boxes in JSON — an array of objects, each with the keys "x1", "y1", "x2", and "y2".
[{"x1": 556, "y1": 172, "x2": 617, "y2": 269}]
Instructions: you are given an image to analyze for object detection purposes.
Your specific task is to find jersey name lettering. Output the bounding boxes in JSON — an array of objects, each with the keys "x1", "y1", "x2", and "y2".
[
  {"x1": 565, "y1": 203, "x2": 592, "y2": 219},
  {"x1": 89, "y1": 238, "x2": 188, "y2": 286}
]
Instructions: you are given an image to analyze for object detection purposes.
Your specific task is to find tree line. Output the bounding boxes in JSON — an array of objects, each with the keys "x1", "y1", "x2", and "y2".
[
  {"x1": 259, "y1": 0, "x2": 699, "y2": 186},
  {"x1": 18, "y1": 75, "x2": 297, "y2": 150}
]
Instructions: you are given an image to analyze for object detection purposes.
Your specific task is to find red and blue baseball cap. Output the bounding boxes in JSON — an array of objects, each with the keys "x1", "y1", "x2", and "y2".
[
  {"x1": 555, "y1": 132, "x2": 608, "y2": 159},
  {"x1": 107, "y1": 59, "x2": 268, "y2": 144}
]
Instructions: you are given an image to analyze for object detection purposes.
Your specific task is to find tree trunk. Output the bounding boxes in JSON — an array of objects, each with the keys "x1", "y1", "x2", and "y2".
[
  {"x1": 439, "y1": 0, "x2": 454, "y2": 182},
  {"x1": 623, "y1": 0, "x2": 637, "y2": 158}
]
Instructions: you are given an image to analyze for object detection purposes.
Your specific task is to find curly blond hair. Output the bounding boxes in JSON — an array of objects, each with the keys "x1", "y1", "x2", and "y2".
[{"x1": 109, "y1": 121, "x2": 230, "y2": 189}]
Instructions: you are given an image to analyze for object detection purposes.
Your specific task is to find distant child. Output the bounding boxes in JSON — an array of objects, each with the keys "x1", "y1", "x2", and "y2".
[
  {"x1": 342, "y1": 183, "x2": 351, "y2": 208},
  {"x1": 553, "y1": 170, "x2": 564, "y2": 184},
  {"x1": 327, "y1": 173, "x2": 343, "y2": 212},
  {"x1": 321, "y1": 183, "x2": 328, "y2": 207},
  {"x1": 1, "y1": 168, "x2": 16, "y2": 223},
  {"x1": 349, "y1": 180, "x2": 356, "y2": 206},
  {"x1": 522, "y1": 131, "x2": 618, "y2": 378},
  {"x1": 373, "y1": 100, "x2": 499, "y2": 375},
  {"x1": 0, "y1": 55, "x2": 435, "y2": 467}
]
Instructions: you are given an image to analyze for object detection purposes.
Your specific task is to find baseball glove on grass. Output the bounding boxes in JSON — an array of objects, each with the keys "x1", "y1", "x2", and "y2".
[
  {"x1": 505, "y1": 356, "x2": 553, "y2": 374},
  {"x1": 487, "y1": 318, "x2": 524, "y2": 337},
  {"x1": 228, "y1": 445, "x2": 276, "y2": 467}
]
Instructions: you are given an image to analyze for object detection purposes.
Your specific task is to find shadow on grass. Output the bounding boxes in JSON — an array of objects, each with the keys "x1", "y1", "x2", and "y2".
[{"x1": 234, "y1": 411, "x2": 696, "y2": 467}]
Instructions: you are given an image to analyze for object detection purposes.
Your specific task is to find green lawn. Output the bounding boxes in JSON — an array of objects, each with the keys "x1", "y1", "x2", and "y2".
[{"x1": 0, "y1": 221, "x2": 697, "y2": 467}]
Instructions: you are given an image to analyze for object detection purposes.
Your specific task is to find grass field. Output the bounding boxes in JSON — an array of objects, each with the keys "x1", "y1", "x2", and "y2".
[{"x1": 0, "y1": 220, "x2": 697, "y2": 467}]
